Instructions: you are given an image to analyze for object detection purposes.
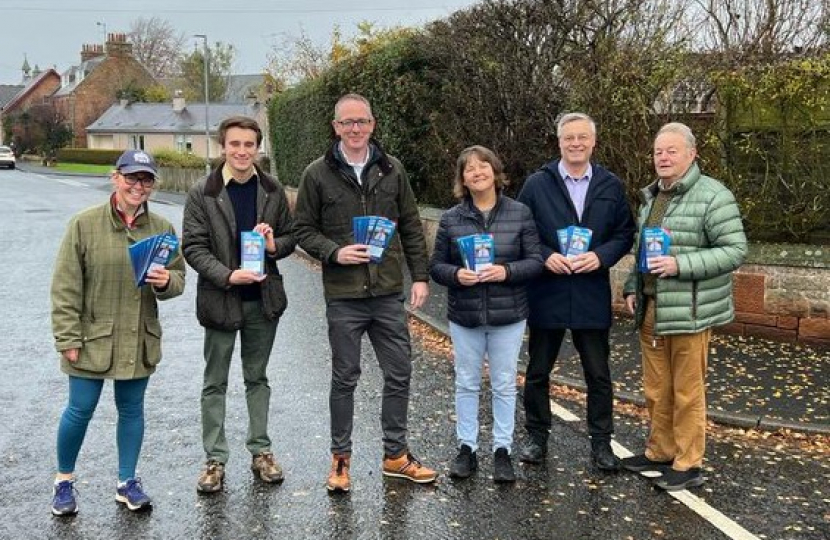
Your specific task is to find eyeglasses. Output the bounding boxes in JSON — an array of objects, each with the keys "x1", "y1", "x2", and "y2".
[
  {"x1": 122, "y1": 172, "x2": 156, "y2": 188},
  {"x1": 335, "y1": 118, "x2": 373, "y2": 129}
]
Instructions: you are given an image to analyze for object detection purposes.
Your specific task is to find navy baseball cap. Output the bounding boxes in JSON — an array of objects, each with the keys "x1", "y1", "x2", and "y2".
[{"x1": 116, "y1": 150, "x2": 158, "y2": 177}]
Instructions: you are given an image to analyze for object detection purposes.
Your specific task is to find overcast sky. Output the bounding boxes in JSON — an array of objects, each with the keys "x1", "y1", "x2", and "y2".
[{"x1": 0, "y1": 0, "x2": 481, "y2": 84}]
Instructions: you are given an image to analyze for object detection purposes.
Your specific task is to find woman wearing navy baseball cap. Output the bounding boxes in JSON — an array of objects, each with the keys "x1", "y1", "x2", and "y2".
[{"x1": 49, "y1": 149, "x2": 186, "y2": 515}]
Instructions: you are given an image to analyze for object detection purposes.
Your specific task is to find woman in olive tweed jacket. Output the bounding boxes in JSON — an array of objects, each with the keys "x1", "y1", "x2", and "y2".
[{"x1": 49, "y1": 150, "x2": 185, "y2": 515}]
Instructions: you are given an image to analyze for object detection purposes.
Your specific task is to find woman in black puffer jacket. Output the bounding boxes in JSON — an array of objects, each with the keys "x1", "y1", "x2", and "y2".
[{"x1": 429, "y1": 145, "x2": 543, "y2": 483}]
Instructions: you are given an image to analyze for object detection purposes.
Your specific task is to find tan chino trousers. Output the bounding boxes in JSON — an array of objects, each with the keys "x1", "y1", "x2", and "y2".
[{"x1": 639, "y1": 298, "x2": 711, "y2": 471}]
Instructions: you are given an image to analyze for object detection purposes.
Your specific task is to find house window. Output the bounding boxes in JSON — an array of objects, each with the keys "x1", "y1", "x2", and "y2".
[
  {"x1": 176, "y1": 134, "x2": 194, "y2": 154},
  {"x1": 130, "y1": 135, "x2": 145, "y2": 150}
]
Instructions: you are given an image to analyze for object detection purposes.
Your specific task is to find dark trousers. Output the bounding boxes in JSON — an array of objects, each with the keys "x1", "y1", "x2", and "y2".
[
  {"x1": 523, "y1": 327, "x2": 614, "y2": 444},
  {"x1": 326, "y1": 294, "x2": 412, "y2": 457}
]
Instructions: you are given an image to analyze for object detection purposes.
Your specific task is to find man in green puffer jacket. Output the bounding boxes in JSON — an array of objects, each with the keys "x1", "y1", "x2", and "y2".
[{"x1": 621, "y1": 122, "x2": 747, "y2": 491}]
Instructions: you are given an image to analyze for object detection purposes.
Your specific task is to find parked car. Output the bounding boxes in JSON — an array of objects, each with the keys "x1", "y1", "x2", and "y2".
[{"x1": 0, "y1": 146, "x2": 15, "y2": 169}]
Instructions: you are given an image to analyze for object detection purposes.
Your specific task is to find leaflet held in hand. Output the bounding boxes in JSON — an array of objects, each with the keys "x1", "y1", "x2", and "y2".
[
  {"x1": 352, "y1": 215, "x2": 396, "y2": 263},
  {"x1": 128, "y1": 232, "x2": 178, "y2": 287},
  {"x1": 557, "y1": 226, "x2": 593, "y2": 258},
  {"x1": 639, "y1": 227, "x2": 671, "y2": 272},
  {"x1": 456, "y1": 233, "x2": 495, "y2": 273},
  {"x1": 241, "y1": 231, "x2": 266, "y2": 275}
]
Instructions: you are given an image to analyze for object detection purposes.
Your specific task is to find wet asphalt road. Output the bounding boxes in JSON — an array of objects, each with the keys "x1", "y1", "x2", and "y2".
[{"x1": 0, "y1": 169, "x2": 827, "y2": 540}]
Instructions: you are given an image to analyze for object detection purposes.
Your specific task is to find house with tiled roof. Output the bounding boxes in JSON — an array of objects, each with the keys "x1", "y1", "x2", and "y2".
[
  {"x1": 0, "y1": 68, "x2": 61, "y2": 146},
  {"x1": 86, "y1": 92, "x2": 268, "y2": 159},
  {"x1": 52, "y1": 33, "x2": 156, "y2": 147}
]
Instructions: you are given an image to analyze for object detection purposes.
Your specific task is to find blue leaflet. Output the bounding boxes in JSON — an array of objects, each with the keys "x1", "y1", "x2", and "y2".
[
  {"x1": 639, "y1": 227, "x2": 672, "y2": 272},
  {"x1": 557, "y1": 226, "x2": 593, "y2": 258},
  {"x1": 353, "y1": 215, "x2": 396, "y2": 263},
  {"x1": 128, "y1": 232, "x2": 178, "y2": 287},
  {"x1": 456, "y1": 233, "x2": 495, "y2": 272},
  {"x1": 241, "y1": 231, "x2": 266, "y2": 275}
]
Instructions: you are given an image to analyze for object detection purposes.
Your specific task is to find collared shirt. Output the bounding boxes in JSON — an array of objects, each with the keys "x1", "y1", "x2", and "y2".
[
  {"x1": 558, "y1": 160, "x2": 593, "y2": 220},
  {"x1": 222, "y1": 163, "x2": 257, "y2": 186},
  {"x1": 111, "y1": 192, "x2": 146, "y2": 229},
  {"x1": 339, "y1": 142, "x2": 370, "y2": 184}
]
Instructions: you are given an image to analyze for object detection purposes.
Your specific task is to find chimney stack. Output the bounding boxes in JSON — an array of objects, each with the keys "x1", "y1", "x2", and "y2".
[
  {"x1": 80, "y1": 44, "x2": 105, "y2": 62},
  {"x1": 172, "y1": 90, "x2": 186, "y2": 113},
  {"x1": 105, "y1": 33, "x2": 133, "y2": 58}
]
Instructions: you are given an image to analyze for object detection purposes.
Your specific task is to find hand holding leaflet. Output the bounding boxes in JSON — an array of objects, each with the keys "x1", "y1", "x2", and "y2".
[
  {"x1": 639, "y1": 227, "x2": 672, "y2": 272},
  {"x1": 241, "y1": 231, "x2": 266, "y2": 275},
  {"x1": 353, "y1": 215, "x2": 396, "y2": 263},
  {"x1": 558, "y1": 226, "x2": 592, "y2": 258},
  {"x1": 456, "y1": 233, "x2": 495, "y2": 273},
  {"x1": 128, "y1": 233, "x2": 179, "y2": 287}
]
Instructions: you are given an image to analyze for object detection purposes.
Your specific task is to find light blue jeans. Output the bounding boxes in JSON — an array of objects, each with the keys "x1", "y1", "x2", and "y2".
[{"x1": 449, "y1": 320, "x2": 526, "y2": 453}]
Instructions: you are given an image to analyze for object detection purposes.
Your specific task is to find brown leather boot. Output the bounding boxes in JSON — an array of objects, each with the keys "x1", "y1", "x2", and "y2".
[{"x1": 326, "y1": 454, "x2": 351, "y2": 493}]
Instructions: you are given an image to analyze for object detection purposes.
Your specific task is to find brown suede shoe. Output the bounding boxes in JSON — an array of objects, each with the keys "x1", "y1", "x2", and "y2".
[
  {"x1": 326, "y1": 454, "x2": 351, "y2": 493},
  {"x1": 197, "y1": 460, "x2": 225, "y2": 493},
  {"x1": 382, "y1": 452, "x2": 438, "y2": 484},
  {"x1": 251, "y1": 451, "x2": 285, "y2": 483}
]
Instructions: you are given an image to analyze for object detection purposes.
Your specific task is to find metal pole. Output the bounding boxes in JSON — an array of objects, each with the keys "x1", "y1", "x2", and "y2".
[{"x1": 194, "y1": 34, "x2": 211, "y2": 174}]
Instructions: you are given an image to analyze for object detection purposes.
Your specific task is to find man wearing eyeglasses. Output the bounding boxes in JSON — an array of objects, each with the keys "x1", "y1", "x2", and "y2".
[
  {"x1": 293, "y1": 93, "x2": 437, "y2": 493},
  {"x1": 516, "y1": 112, "x2": 635, "y2": 471},
  {"x1": 182, "y1": 116, "x2": 296, "y2": 494}
]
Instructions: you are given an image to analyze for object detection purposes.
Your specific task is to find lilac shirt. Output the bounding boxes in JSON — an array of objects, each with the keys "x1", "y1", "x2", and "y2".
[{"x1": 558, "y1": 160, "x2": 593, "y2": 220}]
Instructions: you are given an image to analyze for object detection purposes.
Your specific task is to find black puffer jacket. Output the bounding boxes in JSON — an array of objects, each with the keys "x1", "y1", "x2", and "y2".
[{"x1": 430, "y1": 195, "x2": 544, "y2": 328}]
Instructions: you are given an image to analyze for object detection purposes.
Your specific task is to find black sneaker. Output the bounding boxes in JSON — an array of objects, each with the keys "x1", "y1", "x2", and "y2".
[
  {"x1": 620, "y1": 454, "x2": 673, "y2": 473},
  {"x1": 493, "y1": 448, "x2": 516, "y2": 483},
  {"x1": 449, "y1": 444, "x2": 477, "y2": 479},
  {"x1": 654, "y1": 468, "x2": 704, "y2": 491}
]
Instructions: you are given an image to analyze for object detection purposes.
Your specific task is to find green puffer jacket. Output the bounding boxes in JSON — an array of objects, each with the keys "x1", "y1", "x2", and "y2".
[
  {"x1": 293, "y1": 140, "x2": 429, "y2": 300},
  {"x1": 623, "y1": 163, "x2": 747, "y2": 335},
  {"x1": 51, "y1": 200, "x2": 186, "y2": 379}
]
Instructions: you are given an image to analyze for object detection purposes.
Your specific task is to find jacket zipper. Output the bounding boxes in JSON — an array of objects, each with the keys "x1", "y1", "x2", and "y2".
[{"x1": 475, "y1": 203, "x2": 496, "y2": 327}]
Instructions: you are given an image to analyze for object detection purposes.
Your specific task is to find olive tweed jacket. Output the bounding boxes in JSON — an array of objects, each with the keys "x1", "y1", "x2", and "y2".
[{"x1": 51, "y1": 200, "x2": 186, "y2": 379}]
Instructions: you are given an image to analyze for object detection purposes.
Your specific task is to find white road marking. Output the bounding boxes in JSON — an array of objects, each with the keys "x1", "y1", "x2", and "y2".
[
  {"x1": 550, "y1": 399, "x2": 581, "y2": 422},
  {"x1": 54, "y1": 178, "x2": 87, "y2": 188},
  {"x1": 550, "y1": 399, "x2": 762, "y2": 540}
]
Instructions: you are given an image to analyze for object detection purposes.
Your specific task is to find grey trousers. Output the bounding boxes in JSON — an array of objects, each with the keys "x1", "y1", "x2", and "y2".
[{"x1": 326, "y1": 294, "x2": 412, "y2": 457}]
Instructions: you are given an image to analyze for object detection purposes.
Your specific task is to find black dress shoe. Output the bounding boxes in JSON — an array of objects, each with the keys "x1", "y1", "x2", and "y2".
[
  {"x1": 518, "y1": 441, "x2": 547, "y2": 464},
  {"x1": 591, "y1": 441, "x2": 621, "y2": 471}
]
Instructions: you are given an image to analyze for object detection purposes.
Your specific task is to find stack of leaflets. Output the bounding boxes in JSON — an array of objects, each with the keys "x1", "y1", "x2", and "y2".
[
  {"x1": 128, "y1": 232, "x2": 178, "y2": 287},
  {"x1": 557, "y1": 226, "x2": 593, "y2": 258},
  {"x1": 241, "y1": 231, "x2": 266, "y2": 275},
  {"x1": 456, "y1": 233, "x2": 495, "y2": 273},
  {"x1": 353, "y1": 215, "x2": 396, "y2": 263},
  {"x1": 639, "y1": 227, "x2": 671, "y2": 272}
]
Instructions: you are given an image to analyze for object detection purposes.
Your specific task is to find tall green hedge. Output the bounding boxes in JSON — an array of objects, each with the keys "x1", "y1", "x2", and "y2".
[{"x1": 269, "y1": 0, "x2": 830, "y2": 243}]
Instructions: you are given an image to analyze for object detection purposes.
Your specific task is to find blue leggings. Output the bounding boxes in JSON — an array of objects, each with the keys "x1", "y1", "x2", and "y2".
[{"x1": 57, "y1": 376, "x2": 149, "y2": 482}]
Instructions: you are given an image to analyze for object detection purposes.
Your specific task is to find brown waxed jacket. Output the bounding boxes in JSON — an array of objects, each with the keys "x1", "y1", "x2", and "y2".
[
  {"x1": 182, "y1": 163, "x2": 295, "y2": 331},
  {"x1": 293, "y1": 140, "x2": 428, "y2": 300}
]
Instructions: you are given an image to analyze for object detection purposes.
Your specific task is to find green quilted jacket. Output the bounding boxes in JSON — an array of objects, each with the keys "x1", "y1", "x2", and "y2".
[{"x1": 623, "y1": 163, "x2": 747, "y2": 335}]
